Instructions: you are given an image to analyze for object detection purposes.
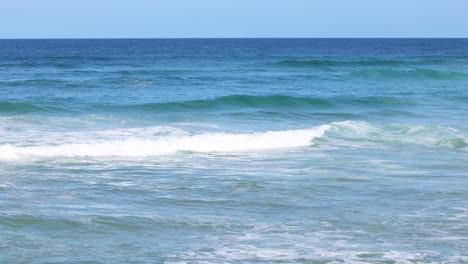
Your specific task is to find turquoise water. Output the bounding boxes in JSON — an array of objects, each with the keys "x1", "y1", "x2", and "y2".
[{"x1": 1, "y1": 39, "x2": 467, "y2": 263}]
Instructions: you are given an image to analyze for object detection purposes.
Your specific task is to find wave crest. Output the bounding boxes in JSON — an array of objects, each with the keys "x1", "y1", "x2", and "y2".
[
  {"x1": 0, "y1": 95, "x2": 414, "y2": 114},
  {"x1": 1, "y1": 121, "x2": 465, "y2": 161},
  {"x1": 109, "y1": 95, "x2": 413, "y2": 112},
  {"x1": 0, "y1": 125, "x2": 330, "y2": 160}
]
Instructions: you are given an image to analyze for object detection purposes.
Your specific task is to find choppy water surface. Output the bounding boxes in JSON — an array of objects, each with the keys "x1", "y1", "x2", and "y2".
[{"x1": 1, "y1": 39, "x2": 467, "y2": 263}]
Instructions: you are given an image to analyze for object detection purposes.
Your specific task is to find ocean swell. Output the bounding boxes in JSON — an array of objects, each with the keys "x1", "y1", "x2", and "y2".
[
  {"x1": 0, "y1": 102, "x2": 48, "y2": 113},
  {"x1": 0, "y1": 95, "x2": 415, "y2": 114},
  {"x1": 273, "y1": 58, "x2": 465, "y2": 68},
  {"x1": 106, "y1": 95, "x2": 413, "y2": 112},
  {"x1": 275, "y1": 59, "x2": 405, "y2": 67}
]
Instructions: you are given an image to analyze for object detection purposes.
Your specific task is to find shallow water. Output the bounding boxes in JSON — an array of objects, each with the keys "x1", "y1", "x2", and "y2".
[{"x1": 1, "y1": 39, "x2": 467, "y2": 263}]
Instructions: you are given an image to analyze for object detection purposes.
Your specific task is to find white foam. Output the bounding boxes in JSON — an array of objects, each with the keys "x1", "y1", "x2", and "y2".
[
  {"x1": 0, "y1": 125, "x2": 330, "y2": 160},
  {"x1": 2, "y1": 120, "x2": 465, "y2": 161},
  {"x1": 326, "y1": 120, "x2": 467, "y2": 148}
]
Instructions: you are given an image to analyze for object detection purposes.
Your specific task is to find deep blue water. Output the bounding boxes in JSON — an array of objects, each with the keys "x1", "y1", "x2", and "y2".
[{"x1": 0, "y1": 39, "x2": 467, "y2": 263}]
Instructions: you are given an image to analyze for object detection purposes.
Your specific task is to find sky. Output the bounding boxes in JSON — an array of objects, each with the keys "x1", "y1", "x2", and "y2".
[{"x1": 0, "y1": 0, "x2": 467, "y2": 38}]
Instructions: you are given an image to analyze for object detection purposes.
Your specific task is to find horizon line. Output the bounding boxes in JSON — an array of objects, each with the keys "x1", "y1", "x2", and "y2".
[{"x1": 1, "y1": 37, "x2": 468, "y2": 40}]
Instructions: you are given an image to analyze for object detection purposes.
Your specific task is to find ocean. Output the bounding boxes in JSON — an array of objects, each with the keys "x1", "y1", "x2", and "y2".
[{"x1": 0, "y1": 39, "x2": 467, "y2": 263}]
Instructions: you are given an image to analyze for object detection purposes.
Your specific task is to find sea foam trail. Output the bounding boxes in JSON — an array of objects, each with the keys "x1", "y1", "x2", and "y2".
[{"x1": 0, "y1": 125, "x2": 330, "y2": 160}]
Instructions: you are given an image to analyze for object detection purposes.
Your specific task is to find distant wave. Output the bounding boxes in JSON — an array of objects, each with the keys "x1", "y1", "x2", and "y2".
[
  {"x1": 0, "y1": 56, "x2": 126, "y2": 69},
  {"x1": 119, "y1": 95, "x2": 332, "y2": 110},
  {"x1": 107, "y1": 95, "x2": 414, "y2": 112},
  {"x1": 0, "y1": 102, "x2": 47, "y2": 113},
  {"x1": 445, "y1": 95, "x2": 468, "y2": 102},
  {"x1": 352, "y1": 69, "x2": 468, "y2": 80},
  {"x1": 0, "y1": 95, "x2": 415, "y2": 114},
  {"x1": 272, "y1": 57, "x2": 467, "y2": 68},
  {"x1": 275, "y1": 59, "x2": 406, "y2": 67},
  {"x1": 273, "y1": 60, "x2": 468, "y2": 80},
  {"x1": 0, "y1": 79, "x2": 68, "y2": 87},
  {"x1": 1, "y1": 121, "x2": 465, "y2": 161}
]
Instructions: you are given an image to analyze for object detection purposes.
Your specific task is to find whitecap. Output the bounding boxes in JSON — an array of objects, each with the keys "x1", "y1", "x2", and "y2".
[{"x1": 0, "y1": 125, "x2": 330, "y2": 160}]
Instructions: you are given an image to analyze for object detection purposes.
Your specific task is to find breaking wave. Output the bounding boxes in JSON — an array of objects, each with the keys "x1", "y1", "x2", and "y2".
[
  {"x1": 0, "y1": 125, "x2": 330, "y2": 160},
  {"x1": 0, "y1": 121, "x2": 465, "y2": 161}
]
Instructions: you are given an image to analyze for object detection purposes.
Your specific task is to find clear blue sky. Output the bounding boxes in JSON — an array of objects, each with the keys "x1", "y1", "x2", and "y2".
[{"x1": 1, "y1": 0, "x2": 467, "y2": 38}]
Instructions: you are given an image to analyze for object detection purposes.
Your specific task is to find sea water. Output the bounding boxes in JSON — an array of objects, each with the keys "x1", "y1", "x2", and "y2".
[{"x1": 0, "y1": 39, "x2": 467, "y2": 263}]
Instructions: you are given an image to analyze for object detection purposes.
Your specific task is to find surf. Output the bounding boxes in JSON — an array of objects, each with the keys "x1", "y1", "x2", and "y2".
[
  {"x1": 0, "y1": 125, "x2": 331, "y2": 160},
  {"x1": 1, "y1": 121, "x2": 465, "y2": 161}
]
